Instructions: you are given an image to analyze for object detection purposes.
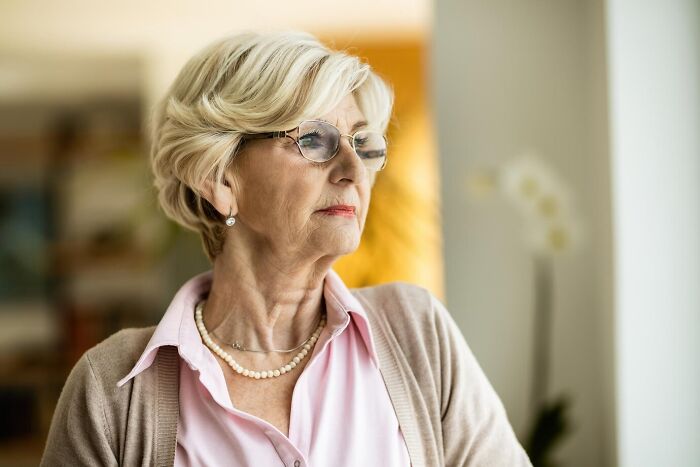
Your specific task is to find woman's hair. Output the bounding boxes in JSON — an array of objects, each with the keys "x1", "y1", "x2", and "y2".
[{"x1": 149, "y1": 30, "x2": 394, "y2": 262}]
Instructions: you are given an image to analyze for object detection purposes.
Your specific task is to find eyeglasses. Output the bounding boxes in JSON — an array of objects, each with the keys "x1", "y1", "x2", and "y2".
[{"x1": 241, "y1": 119, "x2": 388, "y2": 171}]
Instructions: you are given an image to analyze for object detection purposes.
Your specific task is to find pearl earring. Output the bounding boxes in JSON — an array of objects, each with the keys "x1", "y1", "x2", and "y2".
[{"x1": 225, "y1": 207, "x2": 236, "y2": 226}]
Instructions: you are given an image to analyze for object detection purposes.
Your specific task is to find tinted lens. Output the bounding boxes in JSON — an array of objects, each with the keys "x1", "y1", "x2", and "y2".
[
  {"x1": 296, "y1": 120, "x2": 387, "y2": 171},
  {"x1": 297, "y1": 121, "x2": 339, "y2": 162},
  {"x1": 353, "y1": 130, "x2": 387, "y2": 171}
]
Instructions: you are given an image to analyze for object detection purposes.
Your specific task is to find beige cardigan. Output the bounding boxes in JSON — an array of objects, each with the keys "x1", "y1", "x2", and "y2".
[{"x1": 40, "y1": 281, "x2": 532, "y2": 466}]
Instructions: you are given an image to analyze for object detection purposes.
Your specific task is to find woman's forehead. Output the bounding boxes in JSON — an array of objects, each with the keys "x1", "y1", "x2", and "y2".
[
  {"x1": 315, "y1": 117, "x2": 369, "y2": 133},
  {"x1": 317, "y1": 95, "x2": 367, "y2": 131}
]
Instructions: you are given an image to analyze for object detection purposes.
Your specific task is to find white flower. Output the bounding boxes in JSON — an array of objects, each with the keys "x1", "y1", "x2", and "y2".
[
  {"x1": 524, "y1": 213, "x2": 585, "y2": 256},
  {"x1": 498, "y1": 152, "x2": 573, "y2": 224},
  {"x1": 499, "y1": 151, "x2": 581, "y2": 255},
  {"x1": 466, "y1": 150, "x2": 583, "y2": 255}
]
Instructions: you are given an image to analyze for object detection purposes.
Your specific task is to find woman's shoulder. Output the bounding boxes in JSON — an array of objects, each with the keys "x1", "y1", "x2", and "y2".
[
  {"x1": 350, "y1": 280, "x2": 443, "y2": 326},
  {"x1": 42, "y1": 326, "x2": 160, "y2": 466},
  {"x1": 350, "y1": 281, "x2": 465, "y2": 365},
  {"x1": 349, "y1": 281, "x2": 455, "y2": 363},
  {"x1": 86, "y1": 326, "x2": 156, "y2": 360},
  {"x1": 81, "y1": 326, "x2": 157, "y2": 388}
]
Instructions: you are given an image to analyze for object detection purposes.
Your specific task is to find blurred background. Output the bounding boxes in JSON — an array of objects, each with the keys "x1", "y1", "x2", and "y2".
[{"x1": 0, "y1": 0, "x2": 698, "y2": 466}]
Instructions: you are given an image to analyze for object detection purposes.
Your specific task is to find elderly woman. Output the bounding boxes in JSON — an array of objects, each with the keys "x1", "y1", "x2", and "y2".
[{"x1": 41, "y1": 31, "x2": 531, "y2": 467}]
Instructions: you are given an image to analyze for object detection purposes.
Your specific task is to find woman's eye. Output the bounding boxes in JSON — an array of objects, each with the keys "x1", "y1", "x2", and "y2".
[{"x1": 299, "y1": 131, "x2": 324, "y2": 147}]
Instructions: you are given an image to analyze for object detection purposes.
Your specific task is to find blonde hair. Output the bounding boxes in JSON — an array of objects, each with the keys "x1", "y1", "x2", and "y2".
[{"x1": 149, "y1": 30, "x2": 394, "y2": 262}]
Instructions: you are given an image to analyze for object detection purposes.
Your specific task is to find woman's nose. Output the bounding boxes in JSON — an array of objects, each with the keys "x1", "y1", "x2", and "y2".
[
  {"x1": 338, "y1": 134, "x2": 355, "y2": 153},
  {"x1": 333, "y1": 135, "x2": 366, "y2": 182}
]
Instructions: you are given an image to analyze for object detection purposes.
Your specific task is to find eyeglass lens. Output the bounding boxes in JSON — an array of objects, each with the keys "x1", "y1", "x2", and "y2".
[{"x1": 297, "y1": 120, "x2": 386, "y2": 171}]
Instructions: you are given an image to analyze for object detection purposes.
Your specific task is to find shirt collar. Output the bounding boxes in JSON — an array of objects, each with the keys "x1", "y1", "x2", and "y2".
[
  {"x1": 323, "y1": 267, "x2": 380, "y2": 368},
  {"x1": 116, "y1": 267, "x2": 380, "y2": 388}
]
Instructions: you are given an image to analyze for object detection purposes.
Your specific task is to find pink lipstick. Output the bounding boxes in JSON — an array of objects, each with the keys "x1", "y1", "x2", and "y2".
[{"x1": 317, "y1": 205, "x2": 356, "y2": 217}]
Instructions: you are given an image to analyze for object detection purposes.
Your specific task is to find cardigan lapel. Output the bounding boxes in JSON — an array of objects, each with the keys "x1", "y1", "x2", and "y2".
[
  {"x1": 352, "y1": 290, "x2": 429, "y2": 467},
  {"x1": 155, "y1": 345, "x2": 180, "y2": 467}
]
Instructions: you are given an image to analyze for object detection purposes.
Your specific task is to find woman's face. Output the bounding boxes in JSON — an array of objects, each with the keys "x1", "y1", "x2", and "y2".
[{"x1": 226, "y1": 94, "x2": 375, "y2": 261}]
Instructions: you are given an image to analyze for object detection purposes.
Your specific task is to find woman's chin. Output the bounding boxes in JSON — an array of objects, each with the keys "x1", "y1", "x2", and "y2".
[{"x1": 318, "y1": 239, "x2": 361, "y2": 257}]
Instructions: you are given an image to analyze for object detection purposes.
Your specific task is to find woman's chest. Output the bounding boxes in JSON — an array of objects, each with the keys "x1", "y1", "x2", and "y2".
[
  {"x1": 215, "y1": 352, "x2": 312, "y2": 438},
  {"x1": 225, "y1": 374, "x2": 300, "y2": 437},
  {"x1": 176, "y1": 338, "x2": 411, "y2": 466}
]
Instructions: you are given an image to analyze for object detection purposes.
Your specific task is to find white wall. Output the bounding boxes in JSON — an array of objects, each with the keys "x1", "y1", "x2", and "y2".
[
  {"x1": 433, "y1": 1, "x2": 613, "y2": 465},
  {"x1": 606, "y1": 1, "x2": 700, "y2": 466}
]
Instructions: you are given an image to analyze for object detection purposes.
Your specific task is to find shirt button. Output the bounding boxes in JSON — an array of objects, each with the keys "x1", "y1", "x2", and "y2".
[{"x1": 294, "y1": 461, "x2": 301, "y2": 467}]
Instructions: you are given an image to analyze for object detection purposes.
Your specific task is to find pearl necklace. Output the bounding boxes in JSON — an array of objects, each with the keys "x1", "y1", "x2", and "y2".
[{"x1": 194, "y1": 300, "x2": 326, "y2": 380}]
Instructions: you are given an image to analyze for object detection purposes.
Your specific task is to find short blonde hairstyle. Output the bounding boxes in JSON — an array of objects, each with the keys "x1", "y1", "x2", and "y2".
[{"x1": 149, "y1": 30, "x2": 394, "y2": 262}]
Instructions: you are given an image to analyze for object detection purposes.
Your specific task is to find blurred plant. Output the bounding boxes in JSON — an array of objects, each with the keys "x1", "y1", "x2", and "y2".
[
  {"x1": 468, "y1": 153, "x2": 583, "y2": 256},
  {"x1": 466, "y1": 151, "x2": 584, "y2": 466}
]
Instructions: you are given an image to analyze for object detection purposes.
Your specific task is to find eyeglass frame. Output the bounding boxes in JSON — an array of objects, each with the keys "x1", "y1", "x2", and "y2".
[{"x1": 239, "y1": 119, "x2": 388, "y2": 171}]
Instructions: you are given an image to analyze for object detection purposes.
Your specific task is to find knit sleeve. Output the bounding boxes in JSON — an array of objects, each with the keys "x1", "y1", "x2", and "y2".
[
  {"x1": 40, "y1": 353, "x2": 119, "y2": 467},
  {"x1": 431, "y1": 293, "x2": 533, "y2": 467}
]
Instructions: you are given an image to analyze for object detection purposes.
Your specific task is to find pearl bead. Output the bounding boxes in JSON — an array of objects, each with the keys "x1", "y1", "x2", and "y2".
[
  {"x1": 243, "y1": 369, "x2": 250, "y2": 376},
  {"x1": 284, "y1": 364, "x2": 292, "y2": 372},
  {"x1": 254, "y1": 372, "x2": 261, "y2": 379},
  {"x1": 290, "y1": 361, "x2": 297, "y2": 368},
  {"x1": 293, "y1": 356, "x2": 301, "y2": 364},
  {"x1": 273, "y1": 370, "x2": 281, "y2": 377}
]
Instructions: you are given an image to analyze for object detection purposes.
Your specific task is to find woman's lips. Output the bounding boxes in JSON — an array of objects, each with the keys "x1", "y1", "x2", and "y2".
[{"x1": 317, "y1": 206, "x2": 356, "y2": 217}]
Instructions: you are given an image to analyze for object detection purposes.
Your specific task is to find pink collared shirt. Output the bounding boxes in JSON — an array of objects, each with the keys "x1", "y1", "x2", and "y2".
[{"x1": 116, "y1": 268, "x2": 411, "y2": 467}]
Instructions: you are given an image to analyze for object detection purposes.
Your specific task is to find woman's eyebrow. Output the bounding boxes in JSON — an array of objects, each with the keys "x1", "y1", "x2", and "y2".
[
  {"x1": 351, "y1": 120, "x2": 369, "y2": 132},
  {"x1": 318, "y1": 118, "x2": 369, "y2": 132}
]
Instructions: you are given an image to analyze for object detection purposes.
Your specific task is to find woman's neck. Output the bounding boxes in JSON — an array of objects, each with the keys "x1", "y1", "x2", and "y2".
[{"x1": 201, "y1": 249, "x2": 333, "y2": 363}]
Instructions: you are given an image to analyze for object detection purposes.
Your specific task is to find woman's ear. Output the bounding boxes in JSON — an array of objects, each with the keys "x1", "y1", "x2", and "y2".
[{"x1": 201, "y1": 176, "x2": 238, "y2": 217}]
